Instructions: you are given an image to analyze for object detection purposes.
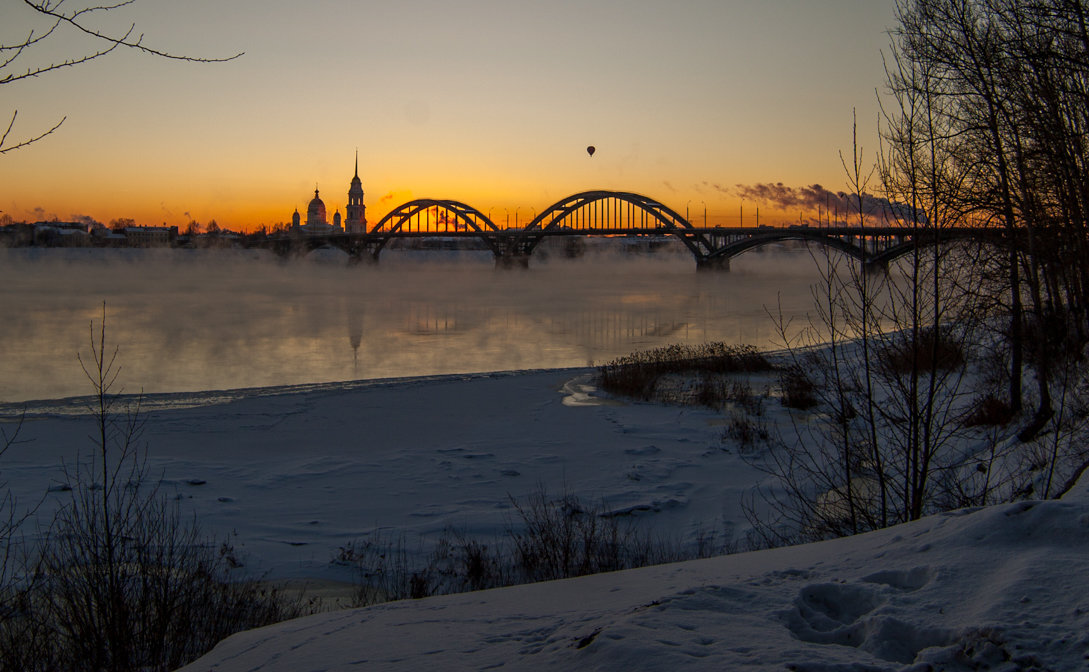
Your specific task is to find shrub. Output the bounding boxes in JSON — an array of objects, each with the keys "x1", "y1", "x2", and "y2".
[
  {"x1": 692, "y1": 372, "x2": 725, "y2": 408},
  {"x1": 508, "y1": 490, "x2": 630, "y2": 581},
  {"x1": 728, "y1": 379, "x2": 766, "y2": 416},
  {"x1": 964, "y1": 393, "x2": 1015, "y2": 427},
  {"x1": 337, "y1": 488, "x2": 725, "y2": 605},
  {"x1": 779, "y1": 365, "x2": 818, "y2": 410},
  {"x1": 882, "y1": 327, "x2": 965, "y2": 374},
  {"x1": 598, "y1": 342, "x2": 774, "y2": 402},
  {"x1": 335, "y1": 533, "x2": 430, "y2": 605},
  {"x1": 35, "y1": 489, "x2": 302, "y2": 672},
  {"x1": 723, "y1": 410, "x2": 770, "y2": 450}
]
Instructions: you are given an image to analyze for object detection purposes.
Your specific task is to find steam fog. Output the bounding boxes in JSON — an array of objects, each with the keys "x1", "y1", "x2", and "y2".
[{"x1": 0, "y1": 243, "x2": 830, "y2": 403}]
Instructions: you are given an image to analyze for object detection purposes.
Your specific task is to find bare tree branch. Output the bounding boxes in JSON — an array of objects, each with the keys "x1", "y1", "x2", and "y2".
[
  {"x1": 0, "y1": 0, "x2": 242, "y2": 153},
  {"x1": 1, "y1": 35, "x2": 125, "y2": 86},
  {"x1": 21, "y1": 0, "x2": 243, "y2": 63},
  {"x1": 0, "y1": 22, "x2": 63, "y2": 71},
  {"x1": 0, "y1": 111, "x2": 66, "y2": 154}
]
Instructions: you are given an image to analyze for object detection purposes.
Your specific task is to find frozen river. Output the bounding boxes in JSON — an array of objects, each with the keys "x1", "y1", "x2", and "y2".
[{"x1": 0, "y1": 243, "x2": 826, "y2": 403}]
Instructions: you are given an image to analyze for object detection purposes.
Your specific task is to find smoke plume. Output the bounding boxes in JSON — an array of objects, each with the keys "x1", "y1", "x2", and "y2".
[{"x1": 734, "y1": 182, "x2": 923, "y2": 224}]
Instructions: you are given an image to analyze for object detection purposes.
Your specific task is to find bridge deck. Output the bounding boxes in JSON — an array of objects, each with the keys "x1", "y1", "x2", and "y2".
[
  {"x1": 267, "y1": 187, "x2": 999, "y2": 267},
  {"x1": 281, "y1": 226, "x2": 993, "y2": 238}
]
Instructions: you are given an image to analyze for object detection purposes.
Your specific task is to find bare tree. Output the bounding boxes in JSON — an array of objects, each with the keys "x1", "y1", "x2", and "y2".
[
  {"x1": 0, "y1": 415, "x2": 47, "y2": 672},
  {"x1": 894, "y1": 0, "x2": 1089, "y2": 434},
  {"x1": 745, "y1": 0, "x2": 1089, "y2": 546},
  {"x1": 892, "y1": 1, "x2": 1089, "y2": 496},
  {"x1": 0, "y1": 306, "x2": 300, "y2": 672},
  {"x1": 1, "y1": 0, "x2": 241, "y2": 154},
  {"x1": 745, "y1": 93, "x2": 983, "y2": 542}
]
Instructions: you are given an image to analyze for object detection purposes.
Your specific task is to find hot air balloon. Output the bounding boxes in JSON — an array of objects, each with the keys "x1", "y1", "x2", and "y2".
[{"x1": 586, "y1": 145, "x2": 596, "y2": 158}]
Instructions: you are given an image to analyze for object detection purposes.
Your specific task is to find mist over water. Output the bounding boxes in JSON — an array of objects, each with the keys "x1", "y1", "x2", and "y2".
[{"x1": 0, "y1": 243, "x2": 828, "y2": 403}]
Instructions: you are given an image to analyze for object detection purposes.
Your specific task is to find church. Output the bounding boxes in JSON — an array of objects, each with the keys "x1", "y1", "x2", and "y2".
[{"x1": 290, "y1": 153, "x2": 367, "y2": 235}]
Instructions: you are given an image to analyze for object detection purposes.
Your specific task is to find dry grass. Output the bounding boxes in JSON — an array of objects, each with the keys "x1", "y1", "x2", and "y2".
[
  {"x1": 881, "y1": 327, "x2": 965, "y2": 374},
  {"x1": 779, "y1": 364, "x2": 819, "y2": 410},
  {"x1": 336, "y1": 488, "x2": 729, "y2": 606},
  {"x1": 597, "y1": 342, "x2": 774, "y2": 405}
]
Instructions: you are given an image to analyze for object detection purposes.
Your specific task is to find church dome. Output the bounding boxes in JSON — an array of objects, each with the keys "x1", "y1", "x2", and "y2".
[{"x1": 306, "y1": 188, "x2": 327, "y2": 225}]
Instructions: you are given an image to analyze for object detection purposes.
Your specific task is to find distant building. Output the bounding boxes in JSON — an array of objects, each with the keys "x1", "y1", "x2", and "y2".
[
  {"x1": 91, "y1": 223, "x2": 126, "y2": 245},
  {"x1": 124, "y1": 226, "x2": 177, "y2": 247},
  {"x1": 32, "y1": 221, "x2": 90, "y2": 247},
  {"x1": 291, "y1": 188, "x2": 340, "y2": 236},
  {"x1": 0, "y1": 223, "x2": 32, "y2": 247},
  {"x1": 291, "y1": 152, "x2": 367, "y2": 235}
]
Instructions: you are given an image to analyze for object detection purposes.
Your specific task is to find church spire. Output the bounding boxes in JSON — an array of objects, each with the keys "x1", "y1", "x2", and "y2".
[{"x1": 347, "y1": 149, "x2": 366, "y2": 232}]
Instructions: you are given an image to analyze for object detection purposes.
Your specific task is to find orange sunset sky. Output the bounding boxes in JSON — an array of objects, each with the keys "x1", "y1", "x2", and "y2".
[{"x1": 2, "y1": 1, "x2": 898, "y2": 232}]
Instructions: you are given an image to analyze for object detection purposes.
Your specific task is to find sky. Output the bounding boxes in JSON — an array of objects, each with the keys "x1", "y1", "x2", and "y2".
[{"x1": 2, "y1": 0, "x2": 899, "y2": 232}]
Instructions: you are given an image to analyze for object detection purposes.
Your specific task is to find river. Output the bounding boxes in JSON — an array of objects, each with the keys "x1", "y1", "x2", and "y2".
[{"x1": 0, "y1": 242, "x2": 828, "y2": 403}]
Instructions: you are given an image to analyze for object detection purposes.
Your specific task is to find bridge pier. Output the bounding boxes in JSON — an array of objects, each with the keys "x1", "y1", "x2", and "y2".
[
  {"x1": 696, "y1": 256, "x2": 730, "y2": 272},
  {"x1": 495, "y1": 254, "x2": 531, "y2": 270},
  {"x1": 348, "y1": 251, "x2": 380, "y2": 265}
]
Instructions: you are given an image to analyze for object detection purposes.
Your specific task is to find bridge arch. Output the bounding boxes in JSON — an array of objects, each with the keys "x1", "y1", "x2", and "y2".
[
  {"x1": 702, "y1": 226, "x2": 1004, "y2": 271},
  {"x1": 507, "y1": 191, "x2": 715, "y2": 265},
  {"x1": 366, "y1": 199, "x2": 501, "y2": 260},
  {"x1": 703, "y1": 229, "x2": 869, "y2": 267},
  {"x1": 865, "y1": 228, "x2": 1002, "y2": 268}
]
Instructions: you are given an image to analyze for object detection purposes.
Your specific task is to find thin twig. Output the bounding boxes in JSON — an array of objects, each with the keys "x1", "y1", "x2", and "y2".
[{"x1": 0, "y1": 111, "x2": 66, "y2": 154}]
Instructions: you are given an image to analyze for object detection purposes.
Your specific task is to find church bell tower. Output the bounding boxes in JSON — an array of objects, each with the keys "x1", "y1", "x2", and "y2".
[{"x1": 346, "y1": 150, "x2": 366, "y2": 234}]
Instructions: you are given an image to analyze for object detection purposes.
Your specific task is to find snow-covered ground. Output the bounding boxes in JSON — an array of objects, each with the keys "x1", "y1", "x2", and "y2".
[
  {"x1": 6, "y1": 366, "x2": 1088, "y2": 670},
  {"x1": 1, "y1": 368, "x2": 778, "y2": 582},
  {"x1": 182, "y1": 482, "x2": 1089, "y2": 671}
]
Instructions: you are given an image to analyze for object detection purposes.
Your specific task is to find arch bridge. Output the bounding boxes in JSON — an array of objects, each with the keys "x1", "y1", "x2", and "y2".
[{"x1": 266, "y1": 190, "x2": 998, "y2": 270}]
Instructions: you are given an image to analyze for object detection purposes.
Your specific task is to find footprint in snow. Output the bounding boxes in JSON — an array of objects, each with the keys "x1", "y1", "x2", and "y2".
[{"x1": 780, "y1": 580, "x2": 953, "y2": 664}]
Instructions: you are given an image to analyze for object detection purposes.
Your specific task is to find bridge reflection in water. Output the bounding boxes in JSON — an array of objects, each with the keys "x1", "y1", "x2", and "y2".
[
  {"x1": 338, "y1": 258, "x2": 810, "y2": 382},
  {"x1": 266, "y1": 190, "x2": 997, "y2": 270},
  {"x1": 0, "y1": 244, "x2": 887, "y2": 402}
]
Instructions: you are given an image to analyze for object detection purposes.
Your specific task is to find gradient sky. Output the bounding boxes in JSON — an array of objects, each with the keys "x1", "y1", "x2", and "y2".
[{"x1": 2, "y1": 0, "x2": 899, "y2": 231}]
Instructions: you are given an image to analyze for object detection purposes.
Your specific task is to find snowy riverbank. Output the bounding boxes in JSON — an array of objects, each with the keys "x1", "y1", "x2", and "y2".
[
  {"x1": 182, "y1": 470, "x2": 1089, "y2": 671},
  {"x1": 2, "y1": 368, "x2": 774, "y2": 582},
  {"x1": 6, "y1": 367, "x2": 1088, "y2": 670}
]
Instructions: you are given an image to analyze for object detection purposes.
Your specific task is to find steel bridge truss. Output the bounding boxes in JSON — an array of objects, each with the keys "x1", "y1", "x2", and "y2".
[{"x1": 269, "y1": 190, "x2": 997, "y2": 269}]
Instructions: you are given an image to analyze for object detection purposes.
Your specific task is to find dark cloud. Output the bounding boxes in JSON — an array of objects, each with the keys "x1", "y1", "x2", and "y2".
[{"x1": 733, "y1": 182, "x2": 923, "y2": 224}]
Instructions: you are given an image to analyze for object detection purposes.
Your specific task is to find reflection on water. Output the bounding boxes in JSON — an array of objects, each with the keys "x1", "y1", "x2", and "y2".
[{"x1": 0, "y1": 246, "x2": 826, "y2": 402}]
